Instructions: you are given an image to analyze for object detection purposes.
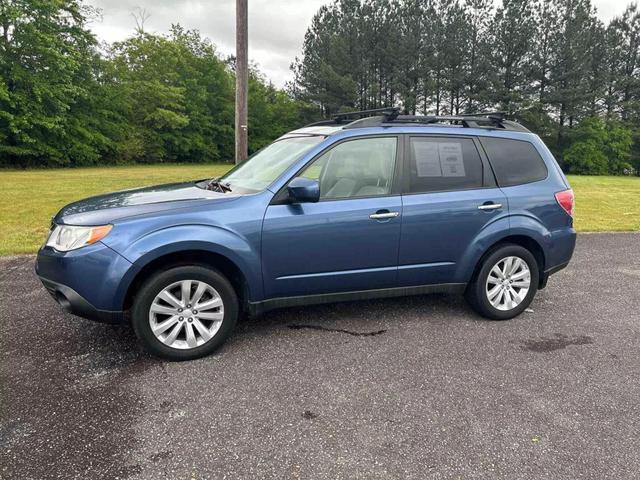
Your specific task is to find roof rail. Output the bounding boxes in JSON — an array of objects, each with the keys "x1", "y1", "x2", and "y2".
[
  {"x1": 304, "y1": 119, "x2": 344, "y2": 127},
  {"x1": 304, "y1": 107, "x2": 400, "y2": 128},
  {"x1": 460, "y1": 111, "x2": 506, "y2": 120},
  {"x1": 344, "y1": 111, "x2": 530, "y2": 132},
  {"x1": 304, "y1": 107, "x2": 530, "y2": 132},
  {"x1": 333, "y1": 107, "x2": 400, "y2": 123}
]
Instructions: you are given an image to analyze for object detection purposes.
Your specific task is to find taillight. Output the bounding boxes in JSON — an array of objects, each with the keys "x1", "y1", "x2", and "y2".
[{"x1": 555, "y1": 189, "x2": 574, "y2": 217}]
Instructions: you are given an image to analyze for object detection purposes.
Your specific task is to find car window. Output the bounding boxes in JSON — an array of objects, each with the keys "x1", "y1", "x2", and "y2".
[
  {"x1": 299, "y1": 137, "x2": 397, "y2": 199},
  {"x1": 479, "y1": 137, "x2": 548, "y2": 187},
  {"x1": 407, "y1": 137, "x2": 483, "y2": 193},
  {"x1": 219, "y1": 135, "x2": 325, "y2": 192}
]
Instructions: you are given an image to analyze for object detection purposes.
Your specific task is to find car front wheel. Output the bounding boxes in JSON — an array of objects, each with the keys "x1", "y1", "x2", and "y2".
[
  {"x1": 466, "y1": 244, "x2": 539, "y2": 320},
  {"x1": 132, "y1": 265, "x2": 238, "y2": 361}
]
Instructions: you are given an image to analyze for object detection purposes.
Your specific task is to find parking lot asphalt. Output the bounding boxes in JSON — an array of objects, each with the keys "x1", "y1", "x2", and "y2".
[{"x1": 1, "y1": 233, "x2": 639, "y2": 479}]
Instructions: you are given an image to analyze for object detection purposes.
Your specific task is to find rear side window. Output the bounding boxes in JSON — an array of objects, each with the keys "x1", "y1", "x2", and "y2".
[
  {"x1": 406, "y1": 137, "x2": 483, "y2": 193},
  {"x1": 480, "y1": 137, "x2": 548, "y2": 187}
]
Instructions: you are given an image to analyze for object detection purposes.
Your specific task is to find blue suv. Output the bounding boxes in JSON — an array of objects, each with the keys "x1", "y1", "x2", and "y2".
[{"x1": 36, "y1": 109, "x2": 576, "y2": 361}]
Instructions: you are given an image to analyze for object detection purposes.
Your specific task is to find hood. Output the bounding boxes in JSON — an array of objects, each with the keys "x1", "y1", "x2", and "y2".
[{"x1": 54, "y1": 180, "x2": 241, "y2": 226}]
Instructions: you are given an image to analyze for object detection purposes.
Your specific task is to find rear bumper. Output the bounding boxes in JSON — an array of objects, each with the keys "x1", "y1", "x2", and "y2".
[
  {"x1": 539, "y1": 228, "x2": 576, "y2": 288},
  {"x1": 39, "y1": 276, "x2": 125, "y2": 324},
  {"x1": 545, "y1": 260, "x2": 570, "y2": 276},
  {"x1": 539, "y1": 260, "x2": 570, "y2": 289}
]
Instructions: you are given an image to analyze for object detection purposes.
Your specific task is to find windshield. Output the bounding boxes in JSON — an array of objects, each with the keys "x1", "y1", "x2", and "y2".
[{"x1": 219, "y1": 136, "x2": 325, "y2": 192}]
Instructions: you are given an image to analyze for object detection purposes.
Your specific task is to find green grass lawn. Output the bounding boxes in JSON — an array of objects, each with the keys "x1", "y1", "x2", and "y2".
[
  {"x1": 567, "y1": 175, "x2": 640, "y2": 232},
  {"x1": 0, "y1": 165, "x2": 638, "y2": 255},
  {"x1": 0, "y1": 164, "x2": 230, "y2": 256}
]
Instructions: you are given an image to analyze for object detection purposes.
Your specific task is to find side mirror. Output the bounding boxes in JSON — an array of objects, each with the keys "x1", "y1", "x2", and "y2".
[{"x1": 287, "y1": 177, "x2": 320, "y2": 203}]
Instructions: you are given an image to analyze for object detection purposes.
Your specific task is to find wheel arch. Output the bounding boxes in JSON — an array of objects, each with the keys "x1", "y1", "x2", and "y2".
[
  {"x1": 467, "y1": 235, "x2": 546, "y2": 289},
  {"x1": 120, "y1": 249, "x2": 254, "y2": 314}
]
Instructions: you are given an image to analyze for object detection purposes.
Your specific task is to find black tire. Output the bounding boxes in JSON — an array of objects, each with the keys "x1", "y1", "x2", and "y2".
[
  {"x1": 132, "y1": 265, "x2": 238, "y2": 361},
  {"x1": 465, "y1": 244, "x2": 539, "y2": 320}
]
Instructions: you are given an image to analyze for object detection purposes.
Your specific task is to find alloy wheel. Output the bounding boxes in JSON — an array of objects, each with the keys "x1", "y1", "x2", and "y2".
[
  {"x1": 485, "y1": 256, "x2": 531, "y2": 311},
  {"x1": 148, "y1": 280, "x2": 224, "y2": 350}
]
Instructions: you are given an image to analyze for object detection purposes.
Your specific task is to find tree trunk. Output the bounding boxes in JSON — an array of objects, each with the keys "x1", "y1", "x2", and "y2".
[{"x1": 557, "y1": 103, "x2": 566, "y2": 147}]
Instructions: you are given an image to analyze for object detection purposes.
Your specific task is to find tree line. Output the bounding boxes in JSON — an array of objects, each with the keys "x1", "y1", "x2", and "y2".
[
  {"x1": 2, "y1": 0, "x2": 640, "y2": 175},
  {"x1": 291, "y1": 0, "x2": 640, "y2": 175},
  {"x1": 0, "y1": 0, "x2": 313, "y2": 167}
]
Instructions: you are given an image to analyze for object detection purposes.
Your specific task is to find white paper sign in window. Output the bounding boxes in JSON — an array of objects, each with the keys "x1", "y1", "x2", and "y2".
[
  {"x1": 413, "y1": 141, "x2": 442, "y2": 177},
  {"x1": 438, "y1": 143, "x2": 465, "y2": 177}
]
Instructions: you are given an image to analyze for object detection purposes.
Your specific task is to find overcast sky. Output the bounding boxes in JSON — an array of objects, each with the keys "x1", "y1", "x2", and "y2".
[{"x1": 86, "y1": 0, "x2": 636, "y2": 88}]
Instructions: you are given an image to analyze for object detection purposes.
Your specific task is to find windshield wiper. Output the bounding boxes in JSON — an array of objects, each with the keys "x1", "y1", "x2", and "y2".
[{"x1": 206, "y1": 178, "x2": 232, "y2": 193}]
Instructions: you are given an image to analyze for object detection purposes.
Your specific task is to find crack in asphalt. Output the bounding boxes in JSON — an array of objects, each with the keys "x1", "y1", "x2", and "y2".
[
  {"x1": 288, "y1": 324, "x2": 387, "y2": 337},
  {"x1": 520, "y1": 333, "x2": 594, "y2": 353},
  {"x1": 302, "y1": 410, "x2": 319, "y2": 420}
]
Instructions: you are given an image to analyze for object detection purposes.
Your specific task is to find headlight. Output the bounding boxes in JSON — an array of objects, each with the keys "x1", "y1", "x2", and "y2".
[{"x1": 46, "y1": 224, "x2": 113, "y2": 252}]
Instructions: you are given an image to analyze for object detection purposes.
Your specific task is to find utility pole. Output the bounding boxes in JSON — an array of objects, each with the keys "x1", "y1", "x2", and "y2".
[{"x1": 235, "y1": 0, "x2": 248, "y2": 164}]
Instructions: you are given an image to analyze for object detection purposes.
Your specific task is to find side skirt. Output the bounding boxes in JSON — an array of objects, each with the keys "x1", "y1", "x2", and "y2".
[{"x1": 248, "y1": 282, "x2": 467, "y2": 316}]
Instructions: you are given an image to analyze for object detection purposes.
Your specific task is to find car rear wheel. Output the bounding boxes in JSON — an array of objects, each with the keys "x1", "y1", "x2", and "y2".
[
  {"x1": 132, "y1": 265, "x2": 238, "y2": 361},
  {"x1": 466, "y1": 244, "x2": 539, "y2": 320}
]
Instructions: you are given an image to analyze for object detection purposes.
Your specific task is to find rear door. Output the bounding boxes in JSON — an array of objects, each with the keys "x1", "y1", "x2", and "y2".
[{"x1": 397, "y1": 134, "x2": 507, "y2": 286}]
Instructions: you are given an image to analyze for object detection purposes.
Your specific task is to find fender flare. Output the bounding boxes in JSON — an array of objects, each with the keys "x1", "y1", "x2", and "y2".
[
  {"x1": 508, "y1": 214, "x2": 553, "y2": 251},
  {"x1": 454, "y1": 215, "x2": 550, "y2": 283},
  {"x1": 113, "y1": 224, "x2": 263, "y2": 308}
]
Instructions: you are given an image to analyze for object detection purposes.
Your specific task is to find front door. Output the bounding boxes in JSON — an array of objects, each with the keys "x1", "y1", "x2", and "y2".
[
  {"x1": 262, "y1": 136, "x2": 403, "y2": 299},
  {"x1": 398, "y1": 135, "x2": 508, "y2": 286}
]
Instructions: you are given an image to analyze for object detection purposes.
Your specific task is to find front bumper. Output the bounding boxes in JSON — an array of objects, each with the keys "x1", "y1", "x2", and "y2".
[
  {"x1": 35, "y1": 242, "x2": 133, "y2": 324},
  {"x1": 39, "y1": 276, "x2": 126, "y2": 324}
]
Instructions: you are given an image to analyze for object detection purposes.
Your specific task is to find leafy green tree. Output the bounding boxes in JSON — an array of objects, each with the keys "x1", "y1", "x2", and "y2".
[
  {"x1": 291, "y1": 2, "x2": 359, "y2": 115},
  {"x1": 615, "y1": 5, "x2": 640, "y2": 122},
  {"x1": 486, "y1": 0, "x2": 535, "y2": 114},
  {"x1": 0, "y1": 0, "x2": 108, "y2": 166},
  {"x1": 531, "y1": 0, "x2": 560, "y2": 106},
  {"x1": 0, "y1": 1, "x2": 312, "y2": 167},
  {"x1": 564, "y1": 117, "x2": 632, "y2": 174},
  {"x1": 107, "y1": 27, "x2": 234, "y2": 163},
  {"x1": 546, "y1": 0, "x2": 601, "y2": 147},
  {"x1": 563, "y1": 139, "x2": 609, "y2": 174},
  {"x1": 248, "y1": 69, "x2": 314, "y2": 152},
  {"x1": 393, "y1": 0, "x2": 427, "y2": 114},
  {"x1": 3, "y1": 0, "x2": 640, "y2": 174},
  {"x1": 463, "y1": 0, "x2": 493, "y2": 112},
  {"x1": 440, "y1": 1, "x2": 470, "y2": 115},
  {"x1": 630, "y1": 130, "x2": 640, "y2": 173}
]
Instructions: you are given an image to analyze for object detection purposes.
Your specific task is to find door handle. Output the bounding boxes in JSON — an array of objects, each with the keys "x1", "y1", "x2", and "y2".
[
  {"x1": 370, "y1": 211, "x2": 400, "y2": 220},
  {"x1": 478, "y1": 203, "x2": 502, "y2": 211}
]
